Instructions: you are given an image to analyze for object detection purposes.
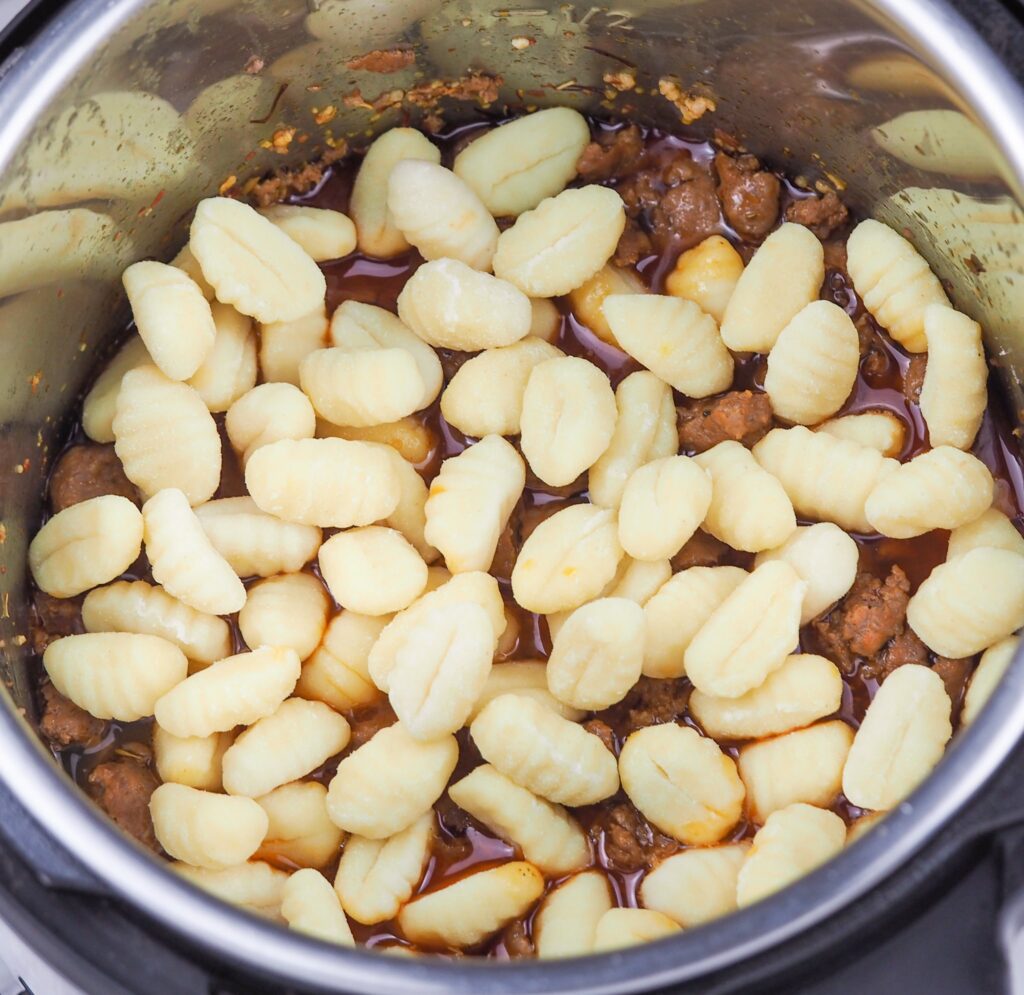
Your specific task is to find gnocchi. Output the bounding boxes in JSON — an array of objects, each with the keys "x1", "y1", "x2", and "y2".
[
  {"x1": 603, "y1": 294, "x2": 734, "y2": 398},
  {"x1": 664, "y1": 234, "x2": 744, "y2": 323},
  {"x1": 519, "y1": 356, "x2": 617, "y2": 487},
  {"x1": 534, "y1": 871, "x2": 612, "y2": 959},
  {"x1": 319, "y1": 526, "x2": 427, "y2": 615},
  {"x1": 281, "y1": 869, "x2": 355, "y2": 946},
  {"x1": 153, "y1": 726, "x2": 231, "y2": 791},
  {"x1": 258, "y1": 306, "x2": 328, "y2": 387},
  {"x1": 962, "y1": 636, "x2": 1020, "y2": 726},
  {"x1": 258, "y1": 204, "x2": 356, "y2": 262},
  {"x1": 566, "y1": 263, "x2": 646, "y2": 348},
  {"x1": 295, "y1": 611, "x2": 388, "y2": 712},
  {"x1": 186, "y1": 303, "x2": 257, "y2": 413},
  {"x1": 225, "y1": 382, "x2": 316, "y2": 468},
  {"x1": 591, "y1": 908, "x2": 681, "y2": 952},
  {"x1": 817, "y1": 410, "x2": 906, "y2": 458},
  {"x1": 946, "y1": 508, "x2": 1024, "y2": 561},
  {"x1": 29, "y1": 495, "x2": 143, "y2": 598},
  {"x1": 640, "y1": 844, "x2": 748, "y2": 928},
  {"x1": 257, "y1": 781, "x2": 343, "y2": 869},
  {"x1": 238, "y1": 573, "x2": 330, "y2": 660}
]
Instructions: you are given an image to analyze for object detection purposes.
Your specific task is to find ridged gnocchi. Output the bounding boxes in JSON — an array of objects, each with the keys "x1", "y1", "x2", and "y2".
[
  {"x1": 154, "y1": 646, "x2": 301, "y2": 738},
  {"x1": 387, "y1": 160, "x2": 499, "y2": 269},
  {"x1": 81, "y1": 336, "x2": 151, "y2": 443},
  {"x1": 685, "y1": 561, "x2": 805, "y2": 698},
  {"x1": 511, "y1": 504, "x2": 623, "y2": 614},
  {"x1": 448, "y1": 764, "x2": 589, "y2": 874},
  {"x1": 962, "y1": 636, "x2": 1019, "y2": 726},
  {"x1": 122, "y1": 260, "x2": 215, "y2": 381},
  {"x1": 907, "y1": 547, "x2": 1024, "y2": 657},
  {"x1": 258, "y1": 204, "x2": 356, "y2": 262},
  {"x1": 29, "y1": 495, "x2": 143, "y2": 598},
  {"x1": 520, "y1": 356, "x2": 617, "y2": 487},
  {"x1": 753, "y1": 426, "x2": 899, "y2": 533},
  {"x1": 238, "y1": 573, "x2": 330, "y2": 660},
  {"x1": 470, "y1": 693, "x2": 619, "y2": 806},
  {"x1": 567, "y1": 263, "x2": 646, "y2": 348},
  {"x1": 603, "y1": 294, "x2": 734, "y2": 398},
  {"x1": 694, "y1": 441, "x2": 797, "y2": 553},
  {"x1": 424, "y1": 435, "x2": 525, "y2": 572},
  {"x1": 640, "y1": 844, "x2": 748, "y2": 928},
  {"x1": 83, "y1": 579, "x2": 231, "y2": 666},
  {"x1": 664, "y1": 234, "x2": 744, "y2": 323},
  {"x1": 245, "y1": 438, "x2": 400, "y2": 528},
  {"x1": 295, "y1": 611, "x2": 388, "y2": 711},
  {"x1": 258, "y1": 306, "x2": 328, "y2": 387},
  {"x1": 534, "y1": 871, "x2": 612, "y2": 959},
  {"x1": 281, "y1": 869, "x2": 354, "y2": 946},
  {"x1": 591, "y1": 908, "x2": 681, "y2": 951},
  {"x1": 319, "y1": 526, "x2": 427, "y2": 615},
  {"x1": 816, "y1": 410, "x2": 906, "y2": 457},
  {"x1": 397, "y1": 258, "x2": 531, "y2": 350},
  {"x1": 153, "y1": 726, "x2": 231, "y2": 791},
  {"x1": 846, "y1": 218, "x2": 948, "y2": 353},
  {"x1": 453, "y1": 107, "x2": 590, "y2": 216},
  {"x1": 44, "y1": 632, "x2": 187, "y2": 721},
  {"x1": 493, "y1": 185, "x2": 626, "y2": 298},
  {"x1": 222, "y1": 698, "x2": 351, "y2": 798},
  {"x1": 764, "y1": 301, "x2": 859, "y2": 425},
  {"x1": 113, "y1": 365, "x2": 221, "y2": 505},
  {"x1": 186, "y1": 303, "x2": 257, "y2": 413},
  {"x1": 619, "y1": 724, "x2": 745, "y2": 844},
  {"x1": 947, "y1": 508, "x2": 1024, "y2": 561},
  {"x1": 174, "y1": 861, "x2": 288, "y2": 915},
  {"x1": 326, "y1": 723, "x2": 458, "y2": 838},
  {"x1": 618, "y1": 456, "x2": 712, "y2": 561},
  {"x1": 864, "y1": 446, "x2": 994, "y2": 538},
  {"x1": 257, "y1": 781, "x2": 343, "y2": 869},
  {"x1": 720, "y1": 223, "x2": 824, "y2": 352},
  {"x1": 225, "y1": 382, "x2": 316, "y2": 468}
]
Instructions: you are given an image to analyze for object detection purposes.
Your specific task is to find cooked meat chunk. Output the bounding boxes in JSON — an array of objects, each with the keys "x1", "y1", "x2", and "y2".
[
  {"x1": 49, "y1": 444, "x2": 138, "y2": 513},
  {"x1": 677, "y1": 391, "x2": 774, "y2": 453},
  {"x1": 593, "y1": 801, "x2": 676, "y2": 873},
  {"x1": 811, "y1": 567, "x2": 911, "y2": 672},
  {"x1": 715, "y1": 153, "x2": 781, "y2": 242},
  {"x1": 501, "y1": 919, "x2": 535, "y2": 958},
  {"x1": 863, "y1": 624, "x2": 928, "y2": 682},
  {"x1": 38, "y1": 682, "x2": 107, "y2": 748},
  {"x1": 619, "y1": 150, "x2": 721, "y2": 252},
  {"x1": 932, "y1": 655, "x2": 974, "y2": 705},
  {"x1": 87, "y1": 760, "x2": 160, "y2": 850},
  {"x1": 583, "y1": 719, "x2": 617, "y2": 756},
  {"x1": 30, "y1": 591, "x2": 84, "y2": 654},
  {"x1": 670, "y1": 530, "x2": 733, "y2": 571},
  {"x1": 613, "y1": 221, "x2": 654, "y2": 267},
  {"x1": 786, "y1": 190, "x2": 850, "y2": 240},
  {"x1": 576, "y1": 124, "x2": 645, "y2": 183},
  {"x1": 903, "y1": 354, "x2": 927, "y2": 404},
  {"x1": 597, "y1": 677, "x2": 690, "y2": 737}
]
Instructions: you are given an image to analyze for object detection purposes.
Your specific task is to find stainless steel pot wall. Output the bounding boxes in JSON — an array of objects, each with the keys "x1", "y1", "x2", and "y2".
[{"x1": 1, "y1": 0, "x2": 1024, "y2": 992}]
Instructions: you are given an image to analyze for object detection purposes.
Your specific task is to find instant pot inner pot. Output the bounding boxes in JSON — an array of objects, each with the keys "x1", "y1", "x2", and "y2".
[{"x1": 2, "y1": 0, "x2": 1024, "y2": 988}]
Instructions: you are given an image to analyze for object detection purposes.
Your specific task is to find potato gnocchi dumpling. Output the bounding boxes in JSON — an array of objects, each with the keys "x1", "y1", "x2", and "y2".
[
  {"x1": 258, "y1": 306, "x2": 328, "y2": 387},
  {"x1": 143, "y1": 489, "x2": 246, "y2": 616},
  {"x1": 397, "y1": 258, "x2": 531, "y2": 351},
  {"x1": 471, "y1": 693, "x2": 619, "y2": 806},
  {"x1": 153, "y1": 726, "x2": 231, "y2": 792},
  {"x1": 114, "y1": 365, "x2": 222, "y2": 506},
  {"x1": 566, "y1": 263, "x2": 647, "y2": 349},
  {"x1": 440, "y1": 337, "x2": 564, "y2": 438},
  {"x1": 493, "y1": 185, "x2": 626, "y2": 298},
  {"x1": 694, "y1": 441, "x2": 797, "y2": 553},
  {"x1": 842, "y1": 665, "x2": 952, "y2": 810},
  {"x1": 619, "y1": 724, "x2": 745, "y2": 844},
  {"x1": 225, "y1": 383, "x2": 317, "y2": 468},
  {"x1": 519, "y1": 356, "x2": 617, "y2": 487},
  {"x1": 453, "y1": 107, "x2": 591, "y2": 217},
  {"x1": 29, "y1": 495, "x2": 143, "y2": 598},
  {"x1": 685, "y1": 561, "x2": 805, "y2": 698},
  {"x1": 281, "y1": 868, "x2": 355, "y2": 946},
  {"x1": 122, "y1": 260, "x2": 215, "y2": 382},
  {"x1": 258, "y1": 205, "x2": 356, "y2": 263},
  {"x1": 864, "y1": 446, "x2": 994, "y2": 538},
  {"x1": 190, "y1": 197, "x2": 326, "y2": 323},
  {"x1": 335, "y1": 812, "x2": 433, "y2": 924},
  {"x1": 764, "y1": 301, "x2": 859, "y2": 425},
  {"x1": 295, "y1": 611, "x2": 388, "y2": 712},
  {"x1": 720, "y1": 223, "x2": 824, "y2": 352},
  {"x1": 737, "y1": 803, "x2": 846, "y2": 907},
  {"x1": 397, "y1": 862, "x2": 545, "y2": 950},
  {"x1": 589, "y1": 371, "x2": 678, "y2": 509},
  {"x1": 448, "y1": 764, "x2": 589, "y2": 875},
  {"x1": 326, "y1": 723, "x2": 458, "y2": 838},
  {"x1": 466, "y1": 661, "x2": 586, "y2": 724},
  {"x1": 83, "y1": 579, "x2": 232, "y2": 666},
  {"x1": 689, "y1": 654, "x2": 843, "y2": 740},
  {"x1": 962, "y1": 637, "x2": 1020, "y2": 726},
  {"x1": 511, "y1": 504, "x2": 623, "y2": 615},
  {"x1": 946, "y1": 508, "x2": 1024, "y2": 561},
  {"x1": 245, "y1": 437, "x2": 400, "y2": 528},
  {"x1": 81, "y1": 336, "x2": 151, "y2": 443},
  {"x1": 603, "y1": 294, "x2": 734, "y2": 398},
  {"x1": 238, "y1": 573, "x2": 330, "y2": 661},
  {"x1": 592, "y1": 908, "x2": 681, "y2": 952},
  {"x1": 816, "y1": 410, "x2": 906, "y2": 457},
  {"x1": 846, "y1": 218, "x2": 948, "y2": 353},
  {"x1": 350, "y1": 127, "x2": 442, "y2": 258},
  {"x1": 639, "y1": 844, "x2": 748, "y2": 928},
  {"x1": 195, "y1": 497, "x2": 322, "y2": 578},
  {"x1": 319, "y1": 526, "x2": 428, "y2": 616},
  {"x1": 257, "y1": 781, "x2": 343, "y2": 869},
  {"x1": 534, "y1": 871, "x2": 612, "y2": 959},
  {"x1": 154, "y1": 646, "x2": 301, "y2": 738},
  {"x1": 387, "y1": 159, "x2": 499, "y2": 270},
  {"x1": 186, "y1": 303, "x2": 257, "y2": 413},
  {"x1": 664, "y1": 234, "x2": 744, "y2": 323},
  {"x1": 173, "y1": 861, "x2": 288, "y2": 916},
  {"x1": 44, "y1": 632, "x2": 187, "y2": 721},
  {"x1": 424, "y1": 435, "x2": 525, "y2": 573}
]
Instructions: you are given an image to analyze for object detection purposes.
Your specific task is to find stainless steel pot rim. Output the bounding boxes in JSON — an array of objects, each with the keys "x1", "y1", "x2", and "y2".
[{"x1": 2, "y1": 0, "x2": 1024, "y2": 991}]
